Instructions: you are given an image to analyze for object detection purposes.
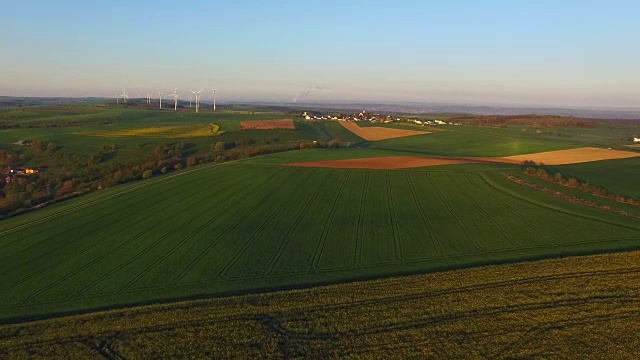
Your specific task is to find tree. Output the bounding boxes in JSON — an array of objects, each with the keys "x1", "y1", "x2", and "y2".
[
  {"x1": 186, "y1": 156, "x2": 197, "y2": 167},
  {"x1": 56, "y1": 180, "x2": 76, "y2": 197},
  {"x1": 174, "y1": 163, "x2": 183, "y2": 171},
  {"x1": 142, "y1": 170, "x2": 153, "y2": 180},
  {"x1": 160, "y1": 166, "x2": 167, "y2": 174},
  {"x1": 31, "y1": 140, "x2": 42, "y2": 152},
  {"x1": 46, "y1": 142, "x2": 56, "y2": 154},
  {"x1": 213, "y1": 141, "x2": 226, "y2": 152}
]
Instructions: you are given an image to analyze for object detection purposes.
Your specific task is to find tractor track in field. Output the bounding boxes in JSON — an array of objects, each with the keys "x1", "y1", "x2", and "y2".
[
  {"x1": 18, "y1": 176, "x2": 246, "y2": 305},
  {"x1": 0, "y1": 176, "x2": 232, "y2": 305},
  {"x1": 119, "y1": 172, "x2": 277, "y2": 292},
  {"x1": 479, "y1": 174, "x2": 640, "y2": 232},
  {"x1": 310, "y1": 172, "x2": 351, "y2": 272},
  {"x1": 0, "y1": 166, "x2": 254, "y2": 293},
  {"x1": 270, "y1": 267, "x2": 640, "y2": 320},
  {"x1": 172, "y1": 168, "x2": 299, "y2": 284},
  {"x1": 386, "y1": 173, "x2": 403, "y2": 262},
  {"x1": 0, "y1": 161, "x2": 237, "y2": 237},
  {"x1": 219, "y1": 170, "x2": 316, "y2": 280},
  {"x1": 18, "y1": 168, "x2": 288, "y2": 303},
  {"x1": 0, "y1": 172, "x2": 221, "y2": 274},
  {"x1": 265, "y1": 171, "x2": 334, "y2": 275},
  {"x1": 427, "y1": 174, "x2": 484, "y2": 252},
  {"x1": 406, "y1": 173, "x2": 443, "y2": 257},
  {"x1": 0, "y1": 153, "x2": 287, "y2": 238},
  {"x1": 449, "y1": 174, "x2": 516, "y2": 248},
  {"x1": 354, "y1": 172, "x2": 369, "y2": 268}
]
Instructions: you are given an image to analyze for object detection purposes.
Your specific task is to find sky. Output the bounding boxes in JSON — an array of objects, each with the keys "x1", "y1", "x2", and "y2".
[{"x1": 1, "y1": 0, "x2": 639, "y2": 108}]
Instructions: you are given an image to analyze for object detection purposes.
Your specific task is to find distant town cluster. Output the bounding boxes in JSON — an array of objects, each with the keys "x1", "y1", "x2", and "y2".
[{"x1": 303, "y1": 109, "x2": 462, "y2": 126}]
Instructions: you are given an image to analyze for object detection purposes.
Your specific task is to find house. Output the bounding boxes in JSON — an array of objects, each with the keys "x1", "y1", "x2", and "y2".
[{"x1": 634, "y1": 137, "x2": 640, "y2": 142}]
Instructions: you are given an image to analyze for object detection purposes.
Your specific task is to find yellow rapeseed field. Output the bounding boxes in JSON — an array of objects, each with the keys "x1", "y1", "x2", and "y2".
[
  {"x1": 78, "y1": 123, "x2": 223, "y2": 138},
  {"x1": 0, "y1": 251, "x2": 638, "y2": 358}
]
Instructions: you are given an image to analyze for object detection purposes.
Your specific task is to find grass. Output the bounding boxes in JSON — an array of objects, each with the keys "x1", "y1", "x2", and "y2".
[
  {"x1": 0, "y1": 159, "x2": 638, "y2": 322},
  {"x1": 554, "y1": 157, "x2": 640, "y2": 198},
  {"x1": 76, "y1": 123, "x2": 225, "y2": 138},
  {"x1": 369, "y1": 125, "x2": 584, "y2": 156},
  {"x1": 0, "y1": 250, "x2": 637, "y2": 358}
]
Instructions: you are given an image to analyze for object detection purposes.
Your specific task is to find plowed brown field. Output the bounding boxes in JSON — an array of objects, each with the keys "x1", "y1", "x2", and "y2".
[
  {"x1": 240, "y1": 119, "x2": 295, "y2": 130},
  {"x1": 284, "y1": 147, "x2": 640, "y2": 170},
  {"x1": 284, "y1": 156, "x2": 493, "y2": 170},
  {"x1": 339, "y1": 121, "x2": 428, "y2": 140}
]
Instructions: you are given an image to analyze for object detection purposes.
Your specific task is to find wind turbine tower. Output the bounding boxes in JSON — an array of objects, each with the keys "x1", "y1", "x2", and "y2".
[
  {"x1": 158, "y1": 91, "x2": 163, "y2": 109},
  {"x1": 146, "y1": 92, "x2": 152, "y2": 105},
  {"x1": 121, "y1": 89, "x2": 128, "y2": 104},
  {"x1": 190, "y1": 89, "x2": 203, "y2": 113},
  {"x1": 212, "y1": 89, "x2": 217, "y2": 110},
  {"x1": 169, "y1": 89, "x2": 180, "y2": 111},
  {"x1": 189, "y1": 94, "x2": 192, "y2": 108}
]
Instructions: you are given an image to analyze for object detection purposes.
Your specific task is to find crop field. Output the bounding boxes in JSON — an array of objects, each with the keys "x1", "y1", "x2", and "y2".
[
  {"x1": 500, "y1": 147, "x2": 640, "y2": 164},
  {"x1": 76, "y1": 123, "x2": 224, "y2": 138},
  {"x1": 0, "y1": 157, "x2": 638, "y2": 322},
  {"x1": 339, "y1": 121, "x2": 429, "y2": 140},
  {"x1": 240, "y1": 119, "x2": 295, "y2": 130},
  {"x1": 370, "y1": 124, "x2": 586, "y2": 157},
  {"x1": 0, "y1": 250, "x2": 637, "y2": 358}
]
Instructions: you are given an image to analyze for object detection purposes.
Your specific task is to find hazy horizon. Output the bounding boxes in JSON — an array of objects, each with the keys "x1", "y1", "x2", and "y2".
[{"x1": 1, "y1": 1, "x2": 639, "y2": 108}]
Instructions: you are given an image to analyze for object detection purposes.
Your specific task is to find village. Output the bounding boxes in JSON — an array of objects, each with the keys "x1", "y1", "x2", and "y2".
[{"x1": 302, "y1": 110, "x2": 462, "y2": 126}]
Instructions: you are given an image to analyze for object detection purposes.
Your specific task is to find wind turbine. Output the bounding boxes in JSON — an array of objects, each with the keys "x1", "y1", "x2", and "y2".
[
  {"x1": 169, "y1": 89, "x2": 179, "y2": 111},
  {"x1": 116, "y1": 92, "x2": 119, "y2": 106},
  {"x1": 121, "y1": 89, "x2": 128, "y2": 104},
  {"x1": 190, "y1": 89, "x2": 203, "y2": 113},
  {"x1": 212, "y1": 88, "x2": 217, "y2": 110},
  {"x1": 189, "y1": 94, "x2": 192, "y2": 108},
  {"x1": 146, "y1": 92, "x2": 152, "y2": 105},
  {"x1": 158, "y1": 91, "x2": 164, "y2": 109}
]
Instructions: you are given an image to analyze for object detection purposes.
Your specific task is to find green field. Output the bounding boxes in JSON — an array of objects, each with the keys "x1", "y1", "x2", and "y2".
[
  {"x1": 1, "y1": 250, "x2": 637, "y2": 358},
  {"x1": 0, "y1": 107, "x2": 361, "y2": 164},
  {"x1": 1, "y1": 156, "x2": 639, "y2": 321},
  {"x1": 1, "y1": 107, "x2": 639, "y2": 324}
]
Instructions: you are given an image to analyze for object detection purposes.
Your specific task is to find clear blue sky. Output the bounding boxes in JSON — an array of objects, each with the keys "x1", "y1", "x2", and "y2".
[{"x1": 1, "y1": 0, "x2": 639, "y2": 108}]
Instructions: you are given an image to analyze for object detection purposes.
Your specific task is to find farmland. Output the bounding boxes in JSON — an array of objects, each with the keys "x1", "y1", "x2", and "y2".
[
  {"x1": 339, "y1": 120, "x2": 429, "y2": 140},
  {"x1": 0, "y1": 250, "x2": 637, "y2": 358},
  {"x1": 77, "y1": 123, "x2": 224, "y2": 138},
  {"x1": 0, "y1": 156, "x2": 638, "y2": 322},
  {"x1": 240, "y1": 119, "x2": 296, "y2": 130},
  {"x1": 1, "y1": 105, "x2": 639, "y2": 356}
]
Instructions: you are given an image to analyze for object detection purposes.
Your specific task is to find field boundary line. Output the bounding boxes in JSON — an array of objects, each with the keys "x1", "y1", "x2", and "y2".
[{"x1": 480, "y1": 174, "x2": 640, "y2": 232}]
